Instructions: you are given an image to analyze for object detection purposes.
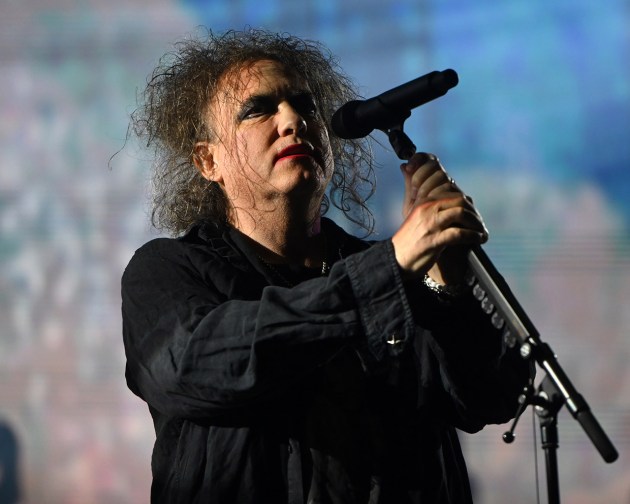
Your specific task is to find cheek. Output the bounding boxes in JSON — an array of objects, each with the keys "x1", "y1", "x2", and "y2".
[
  {"x1": 318, "y1": 132, "x2": 335, "y2": 179},
  {"x1": 231, "y1": 130, "x2": 266, "y2": 168},
  {"x1": 217, "y1": 135, "x2": 249, "y2": 176},
  {"x1": 218, "y1": 138, "x2": 262, "y2": 197}
]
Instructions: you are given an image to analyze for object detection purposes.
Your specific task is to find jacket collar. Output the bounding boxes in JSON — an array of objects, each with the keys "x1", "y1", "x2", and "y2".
[{"x1": 188, "y1": 217, "x2": 369, "y2": 273}]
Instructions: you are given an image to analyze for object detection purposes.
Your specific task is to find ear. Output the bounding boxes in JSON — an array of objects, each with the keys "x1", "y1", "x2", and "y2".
[{"x1": 193, "y1": 141, "x2": 224, "y2": 184}]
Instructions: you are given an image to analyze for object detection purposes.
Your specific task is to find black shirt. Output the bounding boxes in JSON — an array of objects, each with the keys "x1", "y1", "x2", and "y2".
[{"x1": 122, "y1": 218, "x2": 531, "y2": 503}]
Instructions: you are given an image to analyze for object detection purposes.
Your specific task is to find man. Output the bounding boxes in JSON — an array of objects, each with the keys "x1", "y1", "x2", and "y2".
[{"x1": 122, "y1": 28, "x2": 531, "y2": 503}]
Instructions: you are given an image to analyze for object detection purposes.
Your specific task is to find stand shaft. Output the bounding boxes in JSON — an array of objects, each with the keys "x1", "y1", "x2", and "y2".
[{"x1": 541, "y1": 417, "x2": 561, "y2": 504}]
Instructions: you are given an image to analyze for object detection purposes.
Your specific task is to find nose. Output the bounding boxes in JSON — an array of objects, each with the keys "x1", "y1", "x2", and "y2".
[{"x1": 278, "y1": 102, "x2": 307, "y2": 136}]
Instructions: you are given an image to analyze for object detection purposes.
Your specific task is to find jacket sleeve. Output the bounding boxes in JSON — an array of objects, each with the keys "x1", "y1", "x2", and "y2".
[
  {"x1": 408, "y1": 286, "x2": 534, "y2": 432},
  {"x1": 121, "y1": 238, "x2": 416, "y2": 421}
]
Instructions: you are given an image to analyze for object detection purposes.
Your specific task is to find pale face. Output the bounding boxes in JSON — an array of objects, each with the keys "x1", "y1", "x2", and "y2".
[{"x1": 196, "y1": 60, "x2": 334, "y2": 228}]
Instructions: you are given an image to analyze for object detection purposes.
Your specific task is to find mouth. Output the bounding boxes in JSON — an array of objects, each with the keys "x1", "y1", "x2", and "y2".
[{"x1": 275, "y1": 143, "x2": 316, "y2": 164}]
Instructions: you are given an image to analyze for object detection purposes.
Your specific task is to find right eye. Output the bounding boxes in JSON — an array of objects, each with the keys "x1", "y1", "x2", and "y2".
[
  {"x1": 238, "y1": 97, "x2": 274, "y2": 121},
  {"x1": 240, "y1": 107, "x2": 264, "y2": 120}
]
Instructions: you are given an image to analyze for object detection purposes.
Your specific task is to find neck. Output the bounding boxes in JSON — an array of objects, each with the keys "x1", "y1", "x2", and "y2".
[{"x1": 230, "y1": 199, "x2": 325, "y2": 268}]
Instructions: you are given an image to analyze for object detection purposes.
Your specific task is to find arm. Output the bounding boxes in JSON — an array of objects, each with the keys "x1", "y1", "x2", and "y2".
[
  {"x1": 391, "y1": 153, "x2": 532, "y2": 430},
  {"x1": 122, "y1": 237, "x2": 416, "y2": 421},
  {"x1": 410, "y1": 286, "x2": 533, "y2": 432}
]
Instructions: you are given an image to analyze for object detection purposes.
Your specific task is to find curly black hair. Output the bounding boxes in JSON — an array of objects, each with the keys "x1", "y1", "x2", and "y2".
[{"x1": 132, "y1": 27, "x2": 376, "y2": 236}]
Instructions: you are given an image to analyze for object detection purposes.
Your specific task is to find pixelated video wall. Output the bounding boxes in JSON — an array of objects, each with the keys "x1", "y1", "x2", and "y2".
[{"x1": 1, "y1": 1, "x2": 628, "y2": 502}]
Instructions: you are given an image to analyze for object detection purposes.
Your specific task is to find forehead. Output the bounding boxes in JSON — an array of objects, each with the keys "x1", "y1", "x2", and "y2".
[{"x1": 217, "y1": 59, "x2": 308, "y2": 101}]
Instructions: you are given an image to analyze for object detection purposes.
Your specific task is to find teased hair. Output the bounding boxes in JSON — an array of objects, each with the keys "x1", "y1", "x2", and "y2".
[{"x1": 132, "y1": 28, "x2": 376, "y2": 236}]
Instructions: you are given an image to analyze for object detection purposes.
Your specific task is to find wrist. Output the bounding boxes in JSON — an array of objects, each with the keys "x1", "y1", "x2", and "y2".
[{"x1": 423, "y1": 273, "x2": 468, "y2": 299}]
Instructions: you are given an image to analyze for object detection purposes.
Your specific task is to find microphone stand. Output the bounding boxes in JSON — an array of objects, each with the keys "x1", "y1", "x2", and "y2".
[{"x1": 384, "y1": 124, "x2": 618, "y2": 503}]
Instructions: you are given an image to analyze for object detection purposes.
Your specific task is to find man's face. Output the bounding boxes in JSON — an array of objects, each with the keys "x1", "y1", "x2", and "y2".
[{"x1": 201, "y1": 59, "x2": 334, "y2": 220}]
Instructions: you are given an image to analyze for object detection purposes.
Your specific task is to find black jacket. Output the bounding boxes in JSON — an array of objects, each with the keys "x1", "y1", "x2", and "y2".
[{"x1": 122, "y1": 218, "x2": 531, "y2": 503}]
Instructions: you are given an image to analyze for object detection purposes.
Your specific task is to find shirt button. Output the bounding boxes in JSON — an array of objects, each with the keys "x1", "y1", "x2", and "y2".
[{"x1": 386, "y1": 333, "x2": 403, "y2": 345}]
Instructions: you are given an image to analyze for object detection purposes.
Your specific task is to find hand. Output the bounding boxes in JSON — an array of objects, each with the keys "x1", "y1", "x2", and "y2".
[{"x1": 391, "y1": 153, "x2": 488, "y2": 283}]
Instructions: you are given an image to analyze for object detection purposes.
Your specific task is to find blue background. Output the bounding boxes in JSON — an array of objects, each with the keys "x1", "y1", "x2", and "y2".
[{"x1": 1, "y1": 1, "x2": 628, "y2": 502}]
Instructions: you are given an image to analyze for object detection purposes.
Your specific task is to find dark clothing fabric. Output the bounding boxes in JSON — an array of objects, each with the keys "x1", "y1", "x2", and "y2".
[
  {"x1": 122, "y1": 218, "x2": 531, "y2": 504},
  {"x1": 0, "y1": 421, "x2": 20, "y2": 504}
]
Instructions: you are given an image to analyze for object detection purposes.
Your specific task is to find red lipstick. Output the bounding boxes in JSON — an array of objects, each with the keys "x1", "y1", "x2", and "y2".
[{"x1": 275, "y1": 144, "x2": 314, "y2": 163}]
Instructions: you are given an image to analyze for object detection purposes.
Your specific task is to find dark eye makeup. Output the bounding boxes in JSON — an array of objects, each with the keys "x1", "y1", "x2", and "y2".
[
  {"x1": 237, "y1": 96, "x2": 275, "y2": 121},
  {"x1": 237, "y1": 92, "x2": 318, "y2": 122}
]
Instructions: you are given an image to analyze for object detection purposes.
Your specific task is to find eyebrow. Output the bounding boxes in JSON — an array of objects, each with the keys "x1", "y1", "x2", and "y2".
[{"x1": 240, "y1": 93, "x2": 274, "y2": 108}]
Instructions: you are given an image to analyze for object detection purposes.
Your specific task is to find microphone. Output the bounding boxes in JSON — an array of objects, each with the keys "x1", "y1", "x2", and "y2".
[{"x1": 331, "y1": 69, "x2": 459, "y2": 139}]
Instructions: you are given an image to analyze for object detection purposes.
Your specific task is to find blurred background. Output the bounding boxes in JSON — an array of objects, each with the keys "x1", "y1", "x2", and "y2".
[{"x1": 1, "y1": 0, "x2": 628, "y2": 502}]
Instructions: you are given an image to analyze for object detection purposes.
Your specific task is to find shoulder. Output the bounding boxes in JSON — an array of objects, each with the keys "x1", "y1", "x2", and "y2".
[{"x1": 122, "y1": 222, "x2": 245, "y2": 285}]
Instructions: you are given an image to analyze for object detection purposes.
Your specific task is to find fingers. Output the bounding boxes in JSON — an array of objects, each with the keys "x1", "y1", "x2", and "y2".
[
  {"x1": 420, "y1": 196, "x2": 488, "y2": 240},
  {"x1": 396, "y1": 152, "x2": 489, "y2": 278},
  {"x1": 401, "y1": 152, "x2": 457, "y2": 211},
  {"x1": 401, "y1": 153, "x2": 441, "y2": 194},
  {"x1": 434, "y1": 205, "x2": 489, "y2": 243},
  {"x1": 392, "y1": 194, "x2": 489, "y2": 276}
]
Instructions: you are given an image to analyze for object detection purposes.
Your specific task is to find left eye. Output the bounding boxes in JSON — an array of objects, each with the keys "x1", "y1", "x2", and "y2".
[
  {"x1": 242, "y1": 108, "x2": 264, "y2": 119},
  {"x1": 240, "y1": 105, "x2": 271, "y2": 120},
  {"x1": 238, "y1": 97, "x2": 276, "y2": 121}
]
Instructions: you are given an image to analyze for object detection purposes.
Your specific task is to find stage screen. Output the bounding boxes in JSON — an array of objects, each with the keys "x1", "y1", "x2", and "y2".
[{"x1": 1, "y1": 1, "x2": 628, "y2": 502}]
